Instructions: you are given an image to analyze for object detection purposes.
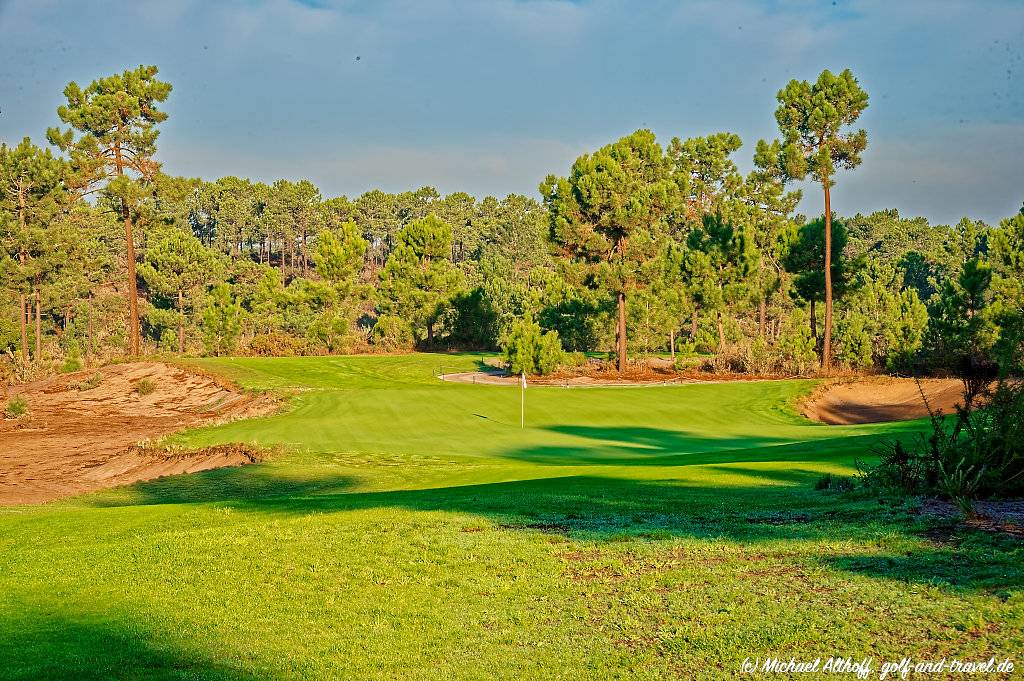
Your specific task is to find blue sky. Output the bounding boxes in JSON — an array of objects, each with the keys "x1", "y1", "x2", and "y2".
[{"x1": 1, "y1": 0, "x2": 1022, "y2": 224}]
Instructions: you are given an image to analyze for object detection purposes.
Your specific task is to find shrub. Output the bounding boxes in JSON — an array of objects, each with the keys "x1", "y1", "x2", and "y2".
[
  {"x1": 857, "y1": 378, "x2": 1024, "y2": 504},
  {"x1": 562, "y1": 351, "x2": 588, "y2": 369},
  {"x1": 501, "y1": 315, "x2": 564, "y2": 376},
  {"x1": 745, "y1": 336, "x2": 777, "y2": 375},
  {"x1": 60, "y1": 354, "x2": 83, "y2": 374},
  {"x1": 307, "y1": 311, "x2": 358, "y2": 354},
  {"x1": 247, "y1": 332, "x2": 308, "y2": 357},
  {"x1": 135, "y1": 378, "x2": 157, "y2": 396},
  {"x1": 0, "y1": 318, "x2": 18, "y2": 355},
  {"x1": 778, "y1": 310, "x2": 818, "y2": 375},
  {"x1": 370, "y1": 315, "x2": 415, "y2": 352},
  {"x1": 814, "y1": 473, "x2": 855, "y2": 492},
  {"x1": 202, "y1": 283, "x2": 243, "y2": 356},
  {"x1": 535, "y1": 330, "x2": 564, "y2": 375},
  {"x1": 4, "y1": 395, "x2": 29, "y2": 419},
  {"x1": 72, "y1": 372, "x2": 103, "y2": 391}
]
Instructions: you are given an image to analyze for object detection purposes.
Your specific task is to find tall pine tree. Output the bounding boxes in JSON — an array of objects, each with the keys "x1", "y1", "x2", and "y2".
[
  {"x1": 48, "y1": 65, "x2": 172, "y2": 356},
  {"x1": 761, "y1": 68, "x2": 868, "y2": 371}
]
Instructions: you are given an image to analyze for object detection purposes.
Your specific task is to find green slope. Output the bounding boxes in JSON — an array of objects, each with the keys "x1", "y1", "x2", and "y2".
[{"x1": 0, "y1": 354, "x2": 1019, "y2": 680}]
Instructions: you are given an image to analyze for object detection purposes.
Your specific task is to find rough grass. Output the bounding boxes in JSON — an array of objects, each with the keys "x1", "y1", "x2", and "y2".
[{"x1": 0, "y1": 353, "x2": 1020, "y2": 680}]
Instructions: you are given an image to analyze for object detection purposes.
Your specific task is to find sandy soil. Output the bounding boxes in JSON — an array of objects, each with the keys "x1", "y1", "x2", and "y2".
[
  {"x1": 800, "y1": 377, "x2": 966, "y2": 425},
  {"x1": 0, "y1": 362, "x2": 276, "y2": 504}
]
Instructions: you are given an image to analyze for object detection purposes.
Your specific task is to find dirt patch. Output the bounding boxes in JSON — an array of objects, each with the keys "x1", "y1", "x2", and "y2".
[
  {"x1": 0, "y1": 362, "x2": 277, "y2": 504},
  {"x1": 918, "y1": 498, "x2": 1024, "y2": 540},
  {"x1": 801, "y1": 376, "x2": 966, "y2": 425}
]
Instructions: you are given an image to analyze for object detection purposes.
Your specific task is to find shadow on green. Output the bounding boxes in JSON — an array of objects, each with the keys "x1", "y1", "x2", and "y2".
[
  {"x1": 0, "y1": 615, "x2": 260, "y2": 681},
  {"x1": 84, "y1": 424, "x2": 1023, "y2": 596}
]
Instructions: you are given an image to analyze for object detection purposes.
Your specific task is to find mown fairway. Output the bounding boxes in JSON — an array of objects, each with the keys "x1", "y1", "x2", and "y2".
[{"x1": 1, "y1": 354, "x2": 1020, "y2": 680}]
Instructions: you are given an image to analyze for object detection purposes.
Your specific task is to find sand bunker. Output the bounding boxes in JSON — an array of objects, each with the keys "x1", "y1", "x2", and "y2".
[
  {"x1": 0, "y1": 362, "x2": 276, "y2": 504},
  {"x1": 801, "y1": 377, "x2": 966, "y2": 425}
]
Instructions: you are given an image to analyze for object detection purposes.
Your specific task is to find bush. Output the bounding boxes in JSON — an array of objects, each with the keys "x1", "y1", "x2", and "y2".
[
  {"x1": 778, "y1": 310, "x2": 818, "y2": 375},
  {"x1": 536, "y1": 330, "x2": 564, "y2": 375},
  {"x1": 745, "y1": 336, "x2": 777, "y2": 375},
  {"x1": 72, "y1": 372, "x2": 103, "y2": 391},
  {"x1": 501, "y1": 315, "x2": 564, "y2": 376},
  {"x1": 202, "y1": 284, "x2": 243, "y2": 356},
  {"x1": 4, "y1": 395, "x2": 29, "y2": 419},
  {"x1": 562, "y1": 351, "x2": 588, "y2": 369},
  {"x1": 814, "y1": 473, "x2": 855, "y2": 492},
  {"x1": 857, "y1": 378, "x2": 1024, "y2": 504},
  {"x1": 60, "y1": 354, "x2": 83, "y2": 374},
  {"x1": 0, "y1": 318, "x2": 19, "y2": 355},
  {"x1": 371, "y1": 315, "x2": 415, "y2": 352},
  {"x1": 247, "y1": 332, "x2": 308, "y2": 357},
  {"x1": 135, "y1": 378, "x2": 157, "y2": 396}
]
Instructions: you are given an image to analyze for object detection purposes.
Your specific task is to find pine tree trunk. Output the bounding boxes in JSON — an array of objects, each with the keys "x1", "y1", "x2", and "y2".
[
  {"x1": 87, "y1": 296, "x2": 93, "y2": 358},
  {"x1": 302, "y1": 229, "x2": 308, "y2": 274},
  {"x1": 810, "y1": 298, "x2": 818, "y2": 342},
  {"x1": 177, "y1": 289, "x2": 185, "y2": 355},
  {"x1": 822, "y1": 179, "x2": 833, "y2": 373},
  {"x1": 112, "y1": 139, "x2": 141, "y2": 358},
  {"x1": 616, "y1": 291, "x2": 627, "y2": 372},
  {"x1": 716, "y1": 311, "x2": 725, "y2": 353},
  {"x1": 34, "y1": 289, "x2": 41, "y2": 360},
  {"x1": 691, "y1": 308, "x2": 698, "y2": 338},
  {"x1": 17, "y1": 200, "x2": 28, "y2": 362},
  {"x1": 124, "y1": 206, "x2": 141, "y2": 356},
  {"x1": 758, "y1": 297, "x2": 767, "y2": 338},
  {"x1": 19, "y1": 293, "x2": 28, "y2": 362},
  {"x1": 670, "y1": 329, "x2": 675, "y2": 360}
]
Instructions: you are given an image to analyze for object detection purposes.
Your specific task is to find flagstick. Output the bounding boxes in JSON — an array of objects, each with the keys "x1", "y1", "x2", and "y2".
[{"x1": 520, "y1": 372, "x2": 525, "y2": 429}]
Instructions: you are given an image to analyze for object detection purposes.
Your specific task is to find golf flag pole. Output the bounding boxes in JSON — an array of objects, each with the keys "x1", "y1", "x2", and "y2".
[{"x1": 520, "y1": 371, "x2": 526, "y2": 429}]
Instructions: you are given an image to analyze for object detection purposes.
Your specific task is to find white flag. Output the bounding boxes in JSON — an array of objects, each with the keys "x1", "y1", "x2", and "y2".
[{"x1": 521, "y1": 372, "x2": 527, "y2": 390}]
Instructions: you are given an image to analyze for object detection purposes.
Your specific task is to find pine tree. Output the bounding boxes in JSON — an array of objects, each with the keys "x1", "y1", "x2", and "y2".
[
  {"x1": 761, "y1": 68, "x2": 869, "y2": 372},
  {"x1": 137, "y1": 227, "x2": 218, "y2": 354},
  {"x1": 47, "y1": 65, "x2": 172, "y2": 356},
  {"x1": 0, "y1": 138, "x2": 66, "y2": 363},
  {"x1": 377, "y1": 214, "x2": 463, "y2": 344},
  {"x1": 540, "y1": 130, "x2": 675, "y2": 371},
  {"x1": 684, "y1": 215, "x2": 758, "y2": 352}
]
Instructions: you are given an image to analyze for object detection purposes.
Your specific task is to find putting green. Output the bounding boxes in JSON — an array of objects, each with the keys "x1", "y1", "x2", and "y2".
[{"x1": 0, "y1": 353, "x2": 1019, "y2": 680}]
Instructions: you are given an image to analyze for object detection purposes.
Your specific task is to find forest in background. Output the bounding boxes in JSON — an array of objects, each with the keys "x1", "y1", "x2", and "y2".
[{"x1": 2, "y1": 65, "x2": 1023, "y2": 382}]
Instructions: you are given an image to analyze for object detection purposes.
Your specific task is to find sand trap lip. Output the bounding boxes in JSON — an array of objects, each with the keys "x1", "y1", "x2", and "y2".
[
  {"x1": 0, "y1": 362, "x2": 277, "y2": 505},
  {"x1": 800, "y1": 377, "x2": 966, "y2": 425}
]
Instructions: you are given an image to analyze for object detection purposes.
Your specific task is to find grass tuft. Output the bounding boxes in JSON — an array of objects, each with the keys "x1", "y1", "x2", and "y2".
[{"x1": 3, "y1": 395, "x2": 29, "y2": 419}]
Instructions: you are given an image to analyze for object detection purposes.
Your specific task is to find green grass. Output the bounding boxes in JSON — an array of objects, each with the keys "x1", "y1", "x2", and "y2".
[{"x1": 1, "y1": 353, "x2": 1020, "y2": 680}]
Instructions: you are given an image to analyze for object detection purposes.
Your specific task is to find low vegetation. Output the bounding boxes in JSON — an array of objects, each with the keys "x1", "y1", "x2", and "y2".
[
  {"x1": 70, "y1": 371, "x2": 102, "y2": 392},
  {"x1": 3, "y1": 394, "x2": 28, "y2": 419},
  {"x1": 135, "y1": 378, "x2": 156, "y2": 397},
  {"x1": 858, "y1": 254, "x2": 1024, "y2": 510}
]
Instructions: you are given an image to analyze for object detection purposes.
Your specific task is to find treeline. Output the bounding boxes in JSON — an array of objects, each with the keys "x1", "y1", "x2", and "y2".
[{"x1": 1, "y1": 65, "x2": 1022, "y2": 381}]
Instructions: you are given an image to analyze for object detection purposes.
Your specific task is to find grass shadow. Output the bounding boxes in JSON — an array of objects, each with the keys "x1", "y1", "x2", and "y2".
[
  {"x1": 0, "y1": 614, "x2": 261, "y2": 681},
  {"x1": 84, "y1": 424, "x2": 1022, "y2": 595}
]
